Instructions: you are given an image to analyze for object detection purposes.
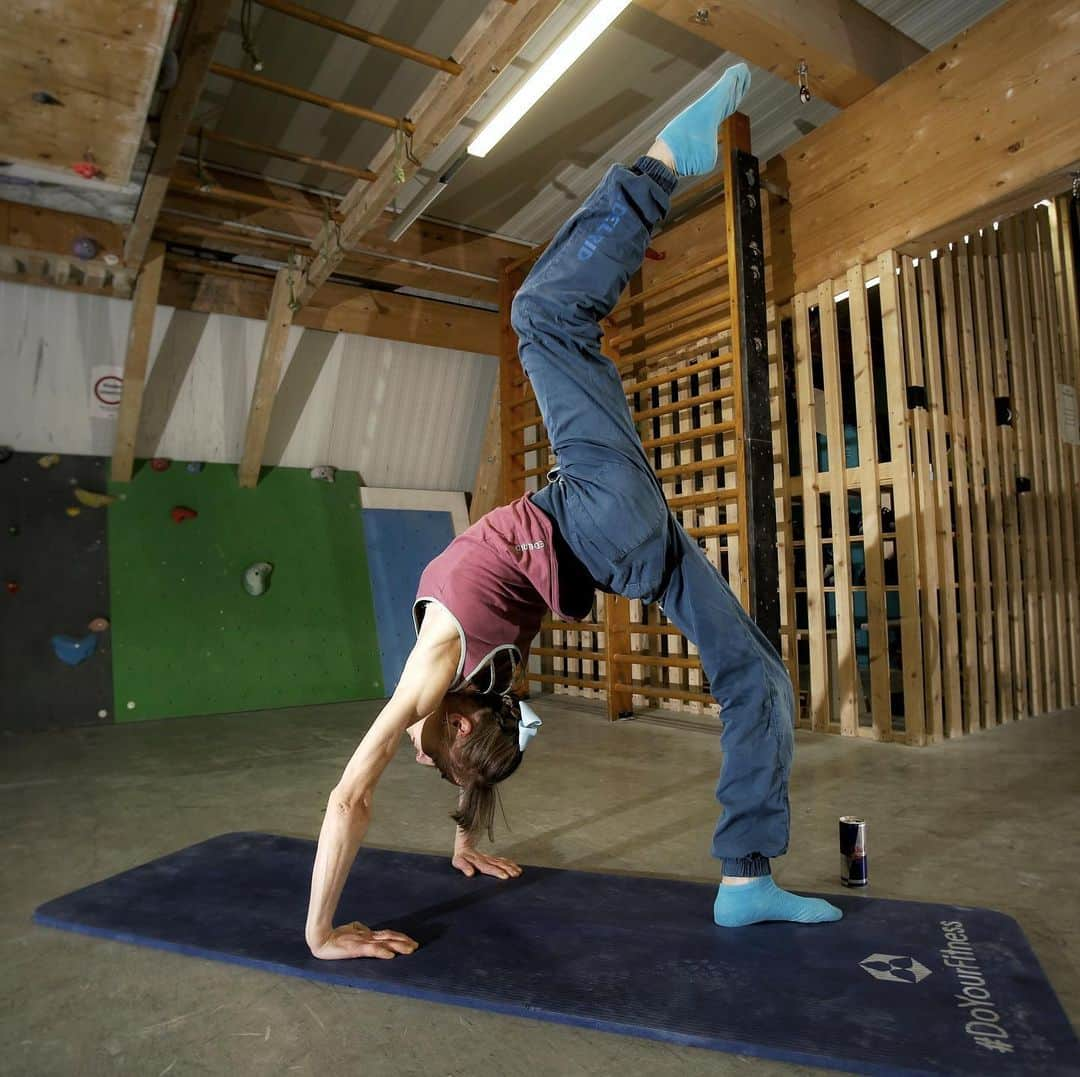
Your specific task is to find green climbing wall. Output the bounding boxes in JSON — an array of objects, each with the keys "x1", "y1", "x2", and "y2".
[{"x1": 108, "y1": 463, "x2": 383, "y2": 721}]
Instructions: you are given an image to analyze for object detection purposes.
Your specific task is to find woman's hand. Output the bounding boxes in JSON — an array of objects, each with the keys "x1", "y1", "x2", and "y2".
[
  {"x1": 307, "y1": 921, "x2": 418, "y2": 961},
  {"x1": 452, "y1": 844, "x2": 522, "y2": 880}
]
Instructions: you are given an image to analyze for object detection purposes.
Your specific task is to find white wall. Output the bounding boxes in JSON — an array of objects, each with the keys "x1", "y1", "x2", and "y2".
[{"x1": 0, "y1": 281, "x2": 497, "y2": 492}]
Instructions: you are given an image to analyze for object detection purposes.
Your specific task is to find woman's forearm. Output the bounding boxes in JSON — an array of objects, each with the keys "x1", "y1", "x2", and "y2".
[{"x1": 305, "y1": 796, "x2": 371, "y2": 948}]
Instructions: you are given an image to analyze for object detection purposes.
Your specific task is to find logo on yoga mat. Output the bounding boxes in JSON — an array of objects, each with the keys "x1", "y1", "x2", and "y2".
[{"x1": 860, "y1": 954, "x2": 932, "y2": 984}]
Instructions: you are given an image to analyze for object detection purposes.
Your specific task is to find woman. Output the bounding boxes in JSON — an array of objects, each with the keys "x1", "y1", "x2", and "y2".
[{"x1": 306, "y1": 65, "x2": 841, "y2": 961}]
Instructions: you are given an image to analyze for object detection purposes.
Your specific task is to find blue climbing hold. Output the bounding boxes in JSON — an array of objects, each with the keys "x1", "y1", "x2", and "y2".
[
  {"x1": 185, "y1": 461, "x2": 205, "y2": 473},
  {"x1": 52, "y1": 633, "x2": 98, "y2": 666}
]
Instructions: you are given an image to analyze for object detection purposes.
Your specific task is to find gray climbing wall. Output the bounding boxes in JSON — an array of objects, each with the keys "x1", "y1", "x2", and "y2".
[{"x1": 0, "y1": 452, "x2": 113, "y2": 731}]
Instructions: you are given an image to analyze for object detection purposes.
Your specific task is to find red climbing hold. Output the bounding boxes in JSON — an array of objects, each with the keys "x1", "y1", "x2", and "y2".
[
  {"x1": 5, "y1": 581, "x2": 19, "y2": 594},
  {"x1": 72, "y1": 160, "x2": 104, "y2": 180},
  {"x1": 170, "y1": 505, "x2": 198, "y2": 524},
  {"x1": 151, "y1": 457, "x2": 171, "y2": 472},
  {"x1": 645, "y1": 247, "x2": 667, "y2": 261}
]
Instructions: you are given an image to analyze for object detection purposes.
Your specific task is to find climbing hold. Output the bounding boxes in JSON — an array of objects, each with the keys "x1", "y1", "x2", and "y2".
[
  {"x1": 243, "y1": 561, "x2": 273, "y2": 597},
  {"x1": 38, "y1": 453, "x2": 61, "y2": 469},
  {"x1": 72, "y1": 158, "x2": 104, "y2": 181},
  {"x1": 32, "y1": 90, "x2": 63, "y2": 106},
  {"x1": 185, "y1": 461, "x2": 205, "y2": 473},
  {"x1": 7, "y1": 524, "x2": 17, "y2": 537},
  {"x1": 97, "y1": 709, "x2": 108, "y2": 719},
  {"x1": 72, "y1": 236, "x2": 99, "y2": 261},
  {"x1": 310, "y1": 465, "x2": 336, "y2": 483},
  {"x1": 0, "y1": 446, "x2": 12, "y2": 463},
  {"x1": 102, "y1": 253, "x2": 120, "y2": 267},
  {"x1": 89, "y1": 617, "x2": 110, "y2": 633},
  {"x1": 170, "y1": 505, "x2": 198, "y2": 524},
  {"x1": 65, "y1": 506, "x2": 81, "y2": 517},
  {"x1": 74, "y1": 487, "x2": 118, "y2": 509},
  {"x1": 5, "y1": 580, "x2": 18, "y2": 594},
  {"x1": 150, "y1": 457, "x2": 171, "y2": 472},
  {"x1": 52, "y1": 633, "x2": 98, "y2": 666}
]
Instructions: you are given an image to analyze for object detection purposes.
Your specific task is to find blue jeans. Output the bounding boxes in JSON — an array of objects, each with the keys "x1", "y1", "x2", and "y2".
[{"x1": 518, "y1": 158, "x2": 793, "y2": 865}]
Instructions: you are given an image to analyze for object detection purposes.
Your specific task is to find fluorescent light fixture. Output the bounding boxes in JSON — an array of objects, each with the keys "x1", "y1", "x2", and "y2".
[
  {"x1": 388, "y1": 153, "x2": 469, "y2": 242},
  {"x1": 930, "y1": 248, "x2": 939, "y2": 259},
  {"x1": 833, "y1": 290, "x2": 850, "y2": 303},
  {"x1": 993, "y1": 221, "x2": 1000, "y2": 231},
  {"x1": 864, "y1": 276, "x2": 880, "y2": 289},
  {"x1": 1035, "y1": 199, "x2": 1052, "y2": 209},
  {"x1": 964, "y1": 234, "x2": 971, "y2": 243},
  {"x1": 467, "y1": 0, "x2": 632, "y2": 158},
  {"x1": 912, "y1": 257, "x2": 920, "y2": 267}
]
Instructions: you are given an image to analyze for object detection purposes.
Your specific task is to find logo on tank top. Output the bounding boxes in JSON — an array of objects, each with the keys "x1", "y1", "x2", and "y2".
[
  {"x1": 577, "y1": 198, "x2": 627, "y2": 261},
  {"x1": 514, "y1": 540, "x2": 546, "y2": 552}
]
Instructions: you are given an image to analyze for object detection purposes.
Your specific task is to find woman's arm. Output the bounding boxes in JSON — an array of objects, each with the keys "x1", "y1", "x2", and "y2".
[{"x1": 305, "y1": 607, "x2": 460, "y2": 959}]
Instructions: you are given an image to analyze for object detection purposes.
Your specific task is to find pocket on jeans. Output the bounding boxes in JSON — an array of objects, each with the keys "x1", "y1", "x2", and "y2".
[{"x1": 565, "y1": 460, "x2": 668, "y2": 563}]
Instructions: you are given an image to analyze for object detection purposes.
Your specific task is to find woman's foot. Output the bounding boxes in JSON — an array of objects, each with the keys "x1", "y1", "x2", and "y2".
[
  {"x1": 713, "y1": 876, "x2": 843, "y2": 927},
  {"x1": 652, "y1": 63, "x2": 752, "y2": 177}
]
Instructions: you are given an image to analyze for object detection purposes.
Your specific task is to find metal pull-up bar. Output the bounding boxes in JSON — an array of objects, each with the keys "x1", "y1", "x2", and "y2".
[{"x1": 250, "y1": 0, "x2": 463, "y2": 75}]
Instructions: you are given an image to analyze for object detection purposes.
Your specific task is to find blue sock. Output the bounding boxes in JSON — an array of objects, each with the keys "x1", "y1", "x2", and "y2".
[
  {"x1": 656, "y1": 63, "x2": 751, "y2": 177},
  {"x1": 713, "y1": 877, "x2": 843, "y2": 927}
]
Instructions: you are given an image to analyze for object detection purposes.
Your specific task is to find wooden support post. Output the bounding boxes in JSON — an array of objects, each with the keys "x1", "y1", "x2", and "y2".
[
  {"x1": 847, "y1": 264, "x2": 891, "y2": 739},
  {"x1": 238, "y1": 267, "x2": 296, "y2": 488},
  {"x1": 938, "y1": 251, "x2": 981, "y2": 733},
  {"x1": 819, "y1": 278, "x2": 859, "y2": 736},
  {"x1": 878, "y1": 251, "x2": 926, "y2": 743},
  {"x1": 604, "y1": 594, "x2": 633, "y2": 720},
  {"x1": 111, "y1": 244, "x2": 166, "y2": 483},
  {"x1": 793, "y1": 293, "x2": 829, "y2": 731},
  {"x1": 984, "y1": 228, "x2": 1029, "y2": 718},
  {"x1": 125, "y1": 1, "x2": 231, "y2": 269}
]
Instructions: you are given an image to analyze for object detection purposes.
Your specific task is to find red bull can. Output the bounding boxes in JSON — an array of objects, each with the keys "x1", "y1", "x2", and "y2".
[{"x1": 839, "y1": 816, "x2": 868, "y2": 887}]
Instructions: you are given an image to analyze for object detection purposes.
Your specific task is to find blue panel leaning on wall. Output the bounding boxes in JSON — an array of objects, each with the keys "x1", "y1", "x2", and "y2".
[{"x1": 361, "y1": 508, "x2": 457, "y2": 694}]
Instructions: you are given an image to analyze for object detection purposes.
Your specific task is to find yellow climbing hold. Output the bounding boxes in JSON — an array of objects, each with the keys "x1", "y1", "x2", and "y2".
[
  {"x1": 74, "y1": 487, "x2": 118, "y2": 509},
  {"x1": 38, "y1": 454, "x2": 61, "y2": 469},
  {"x1": 65, "y1": 506, "x2": 81, "y2": 517}
]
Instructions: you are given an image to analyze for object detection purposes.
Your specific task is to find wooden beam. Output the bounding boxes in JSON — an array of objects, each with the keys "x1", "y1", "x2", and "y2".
[
  {"x1": 238, "y1": 267, "x2": 296, "y2": 488},
  {"x1": 634, "y1": 0, "x2": 925, "y2": 109},
  {"x1": 189, "y1": 128, "x2": 377, "y2": 182},
  {"x1": 297, "y1": 0, "x2": 563, "y2": 303},
  {"x1": 126, "y1": 1, "x2": 231, "y2": 269},
  {"x1": 250, "y1": 0, "x2": 463, "y2": 74},
  {"x1": 169, "y1": 173, "x2": 336, "y2": 220},
  {"x1": 777, "y1": 0, "x2": 1080, "y2": 296},
  {"x1": 158, "y1": 265, "x2": 499, "y2": 355},
  {"x1": 209, "y1": 64, "x2": 414, "y2": 133},
  {"x1": 111, "y1": 243, "x2": 166, "y2": 482}
]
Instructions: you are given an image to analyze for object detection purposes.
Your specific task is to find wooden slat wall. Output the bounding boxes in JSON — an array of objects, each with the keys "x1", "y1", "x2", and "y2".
[{"x1": 785, "y1": 199, "x2": 1080, "y2": 741}]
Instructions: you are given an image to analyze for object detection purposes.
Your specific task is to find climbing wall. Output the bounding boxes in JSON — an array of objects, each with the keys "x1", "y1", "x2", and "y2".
[
  {"x1": 107, "y1": 463, "x2": 383, "y2": 721},
  {"x1": 0, "y1": 452, "x2": 113, "y2": 731}
]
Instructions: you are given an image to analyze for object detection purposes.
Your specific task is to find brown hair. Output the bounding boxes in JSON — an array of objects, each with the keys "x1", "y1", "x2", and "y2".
[{"x1": 433, "y1": 691, "x2": 524, "y2": 841}]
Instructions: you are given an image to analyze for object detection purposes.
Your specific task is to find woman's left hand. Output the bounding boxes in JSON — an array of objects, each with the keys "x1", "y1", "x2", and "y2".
[{"x1": 452, "y1": 845, "x2": 522, "y2": 880}]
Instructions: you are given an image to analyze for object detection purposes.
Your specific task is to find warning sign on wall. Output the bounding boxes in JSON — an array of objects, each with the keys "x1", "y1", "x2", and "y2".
[{"x1": 91, "y1": 365, "x2": 124, "y2": 420}]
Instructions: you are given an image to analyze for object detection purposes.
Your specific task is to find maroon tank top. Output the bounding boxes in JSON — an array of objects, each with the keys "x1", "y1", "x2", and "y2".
[{"x1": 413, "y1": 494, "x2": 595, "y2": 693}]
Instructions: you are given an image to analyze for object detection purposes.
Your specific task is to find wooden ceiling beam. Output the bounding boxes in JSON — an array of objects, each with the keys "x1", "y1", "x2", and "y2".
[
  {"x1": 188, "y1": 128, "x2": 377, "y2": 182},
  {"x1": 250, "y1": 0, "x2": 463, "y2": 75},
  {"x1": 771, "y1": 0, "x2": 1080, "y2": 296},
  {"x1": 168, "y1": 173, "x2": 340, "y2": 221},
  {"x1": 634, "y1": 0, "x2": 926, "y2": 109},
  {"x1": 209, "y1": 64, "x2": 414, "y2": 133},
  {"x1": 296, "y1": 0, "x2": 564, "y2": 305},
  {"x1": 125, "y1": 0, "x2": 232, "y2": 269}
]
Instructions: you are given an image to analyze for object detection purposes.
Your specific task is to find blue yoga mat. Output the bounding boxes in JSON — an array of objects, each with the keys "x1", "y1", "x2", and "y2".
[{"x1": 33, "y1": 833, "x2": 1080, "y2": 1075}]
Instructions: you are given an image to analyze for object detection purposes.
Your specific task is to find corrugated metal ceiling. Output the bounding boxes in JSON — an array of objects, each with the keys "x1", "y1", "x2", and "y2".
[{"x1": 198, "y1": 0, "x2": 1007, "y2": 245}]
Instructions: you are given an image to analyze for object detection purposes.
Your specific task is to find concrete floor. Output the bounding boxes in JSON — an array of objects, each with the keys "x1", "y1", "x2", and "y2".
[{"x1": 2, "y1": 699, "x2": 1078, "y2": 1076}]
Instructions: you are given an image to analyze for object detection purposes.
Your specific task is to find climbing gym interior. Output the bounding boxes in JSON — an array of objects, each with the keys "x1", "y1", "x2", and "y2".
[{"x1": 2, "y1": 1, "x2": 1078, "y2": 1074}]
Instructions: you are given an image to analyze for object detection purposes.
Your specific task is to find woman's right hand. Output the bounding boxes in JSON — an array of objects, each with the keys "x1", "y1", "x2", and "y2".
[{"x1": 307, "y1": 921, "x2": 419, "y2": 961}]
